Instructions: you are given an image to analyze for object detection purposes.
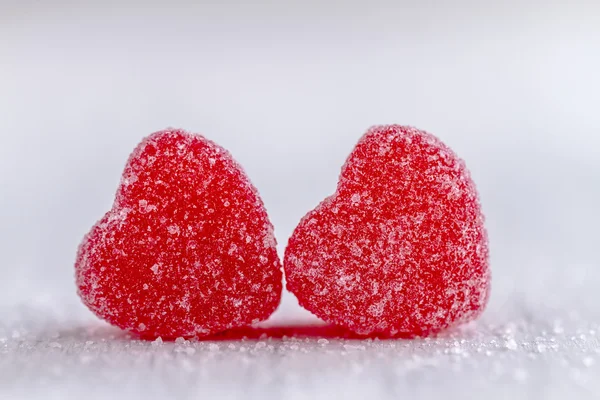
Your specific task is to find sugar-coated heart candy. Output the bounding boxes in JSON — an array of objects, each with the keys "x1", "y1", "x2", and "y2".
[
  {"x1": 76, "y1": 129, "x2": 282, "y2": 339},
  {"x1": 284, "y1": 125, "x2": 490, "y2": 337}
]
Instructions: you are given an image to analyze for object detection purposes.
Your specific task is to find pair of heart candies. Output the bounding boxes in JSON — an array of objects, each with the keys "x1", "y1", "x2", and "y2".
[{"x1": 75, "y1": 125, "x2": 490, "y2": 340}]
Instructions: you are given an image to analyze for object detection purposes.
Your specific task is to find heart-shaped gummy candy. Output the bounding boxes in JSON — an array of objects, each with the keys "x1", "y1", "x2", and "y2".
[
  {"x1": 76, "y1": 129, "x2": 282, "y2": 339},
  {"x1": 284, "y1": 125, "x2": 490, "y2": 337}
]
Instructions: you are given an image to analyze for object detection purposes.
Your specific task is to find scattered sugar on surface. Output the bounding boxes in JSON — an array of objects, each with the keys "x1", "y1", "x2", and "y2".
[{"x1": 2, "y1": 307, "x2": 598, "y2": 400}]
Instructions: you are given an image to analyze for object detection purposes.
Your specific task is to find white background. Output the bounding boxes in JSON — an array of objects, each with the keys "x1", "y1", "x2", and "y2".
[{"x1": 1, "y1": 1, "x2": 600, "y2": 399}]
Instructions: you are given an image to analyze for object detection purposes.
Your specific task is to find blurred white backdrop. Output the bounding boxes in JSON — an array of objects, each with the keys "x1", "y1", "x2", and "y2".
[
  {"x1": 1, "y1": 2, "x2": 600, "y2": 397},
  {"x1": 0, "y1": 0, "x2": 600, "y2": 400}
]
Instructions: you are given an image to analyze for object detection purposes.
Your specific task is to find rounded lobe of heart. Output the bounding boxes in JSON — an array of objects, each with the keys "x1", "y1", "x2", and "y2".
[
  {"x1": 75, "y1": 129, "x2": 282, "y2": 339},
  {"x1": 284, "y1": 125, "x2": 490, "y2": 337}
]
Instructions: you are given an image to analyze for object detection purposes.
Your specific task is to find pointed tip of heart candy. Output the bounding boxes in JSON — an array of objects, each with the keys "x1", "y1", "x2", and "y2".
[
  {"x1": 75, "y1": 128, "x2": 282, "y2": 339},
  {"x1": 284, "y1": 124, "x2": 490, "y2": 338}
]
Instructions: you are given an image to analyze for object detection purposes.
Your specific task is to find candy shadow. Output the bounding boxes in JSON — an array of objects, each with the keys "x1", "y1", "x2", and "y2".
[
  {"x1": 138, "y1": 321, "x2": 440, "y2": 341},
  {"x1": 203, "y1": 323, "x2": 417, "y2": 341},
  {"x1": 54, "y1": 321, "x2": 423, "y2": 342}
]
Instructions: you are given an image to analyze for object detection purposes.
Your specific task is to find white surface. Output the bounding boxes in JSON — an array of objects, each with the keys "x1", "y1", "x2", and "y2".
[
  {"x1": 1, "y1": 1, "x2": 600, "y2": 399},
  {"x1": 1, "y1": 303, "x2": 599, "y2": 400}
]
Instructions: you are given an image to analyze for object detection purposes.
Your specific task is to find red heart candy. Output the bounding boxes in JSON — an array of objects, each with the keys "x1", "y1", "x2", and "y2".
[
  {"x1": 76, "y1": 129, "x2": 282, "y2": 339},
  {"x1": 284, "y1": 125, "x2": 490, "y2": 337}
]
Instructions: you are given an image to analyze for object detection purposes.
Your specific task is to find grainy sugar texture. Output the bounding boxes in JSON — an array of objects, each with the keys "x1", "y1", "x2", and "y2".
[
  {"x1": 75, "y1": 129, "x2": 282, "y2": 339},
  {"x1": 285, "y1": 125, "x2": 490, "y2": 337}
]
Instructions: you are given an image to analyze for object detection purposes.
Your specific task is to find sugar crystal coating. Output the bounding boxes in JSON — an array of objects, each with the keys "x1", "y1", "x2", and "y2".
[
  {"x1": 76, "y1": 129, "x2": 282, "y2": 339},
  {"x1": 284, "y1": 125, "x2": 490, "y2": 337}
]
